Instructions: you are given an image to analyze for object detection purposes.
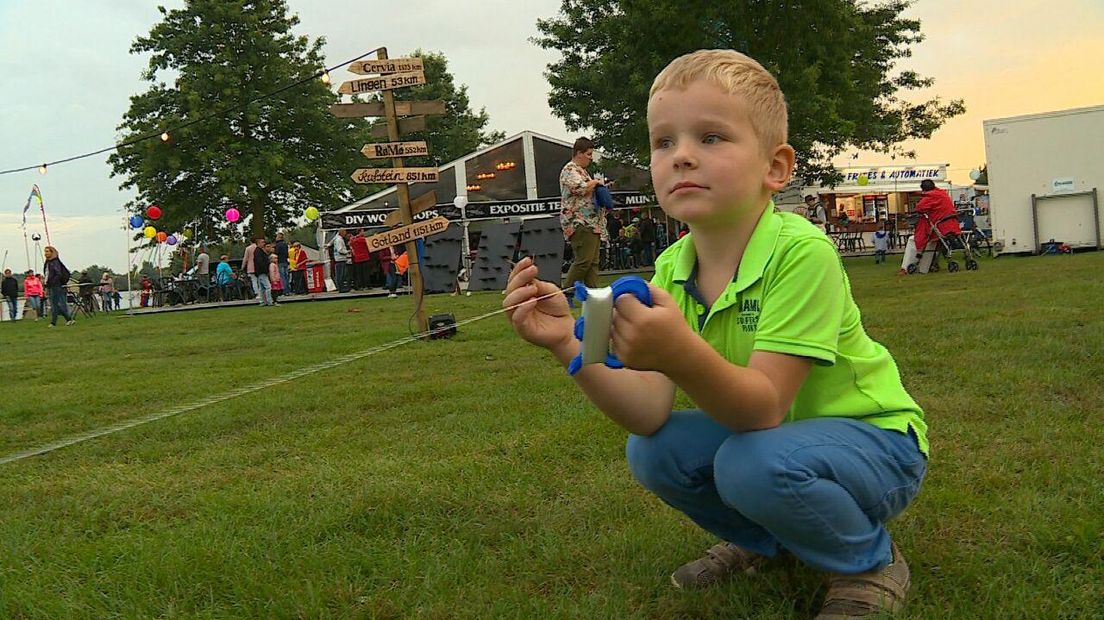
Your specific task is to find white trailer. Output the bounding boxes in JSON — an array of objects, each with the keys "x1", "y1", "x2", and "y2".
[{"x1": 983, "y1": 105, "x2": 1104, "y2": 254}]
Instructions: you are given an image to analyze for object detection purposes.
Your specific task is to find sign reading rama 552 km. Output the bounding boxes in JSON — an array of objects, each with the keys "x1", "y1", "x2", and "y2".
[
  {"x1": 362, "y1": 141, "x2": 430, "y2": 159},
  {"x1": 350, "y1": 167, "x2": 439, "y2": 184},
  {"x1": 338, "y1": 71, "x2": 426, "y2": 95}
]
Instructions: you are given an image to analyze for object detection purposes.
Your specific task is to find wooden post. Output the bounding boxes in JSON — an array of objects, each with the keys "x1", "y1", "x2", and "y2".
[{"x1": 378, "y1": 48, "x2": 429, "y2": 334}]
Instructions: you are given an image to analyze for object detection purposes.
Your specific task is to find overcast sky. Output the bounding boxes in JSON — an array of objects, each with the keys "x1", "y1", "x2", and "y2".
[{"x1": 2, "y1": 0, "x2": 1102, "y2": 273}]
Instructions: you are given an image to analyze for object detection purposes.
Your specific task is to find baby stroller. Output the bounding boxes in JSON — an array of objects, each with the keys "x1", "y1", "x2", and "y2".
[{"x1": 905, "y1": 211, "x2": 979, "y2": 274}]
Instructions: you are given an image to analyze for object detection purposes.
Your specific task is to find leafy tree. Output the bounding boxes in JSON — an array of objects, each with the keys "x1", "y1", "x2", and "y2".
[
  {"x1": 110, "y1": 0, "x2": 372, "y2": 241},
  {"x1": 534, "y1": 0, "x2": 965, "y2": 184}
]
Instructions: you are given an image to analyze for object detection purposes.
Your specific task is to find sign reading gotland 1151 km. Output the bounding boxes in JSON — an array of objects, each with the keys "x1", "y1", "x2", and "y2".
[{"x1": 364, "y1": 216, "x2": 450, "y2": 252}]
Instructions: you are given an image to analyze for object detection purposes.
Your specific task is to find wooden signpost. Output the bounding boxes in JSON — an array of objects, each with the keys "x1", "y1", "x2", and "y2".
[
  {"x1": 384, "y1": 191, "x2": 437, "y2": 226},
  {"x1": 370, "y1": 116, "x2": 425, "y2": 139},
  {"x1": 330, "y1": 100, "x2": 445, "y2": 119},
  {"x1": 348, "y1": 57, "x2": 425, "y2": 75},
  {"x1": 363, "y1": 216, "x2": 449, "y2": 252},
  {"x1": 351, "y1": 167, "x2": 439, "y2": 184},
  {"x1": 330, "y1": 48, "x2": 450, "y2": 335},
  {"x1": 337, "y1": 70, "x2": 426, "y2": 95},
  {"x1": 362, "y1": 141, "x2": 430, "y2": 159}
]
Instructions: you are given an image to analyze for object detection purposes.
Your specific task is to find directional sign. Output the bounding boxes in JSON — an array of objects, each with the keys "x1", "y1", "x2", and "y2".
[
  {"x1": 348, "y1": 57, "x2": 425, "y2": 76},
  {"x1": 338, "y1": 71, "x2": 426, "y2": 95},
  {"x1": 364, "y1": 216, "x2": 450, "y2": 252},
  {"x1": 329, "y1": 100, "x2": 446, "y2": 119},
  {"x1": 370, "y1": 116, "x2": 426, "y2": 139},
  {"x1": 384, "y1": 191, "x2": 437, "y2": 227},
  {"x1": 351, "y1": 167, "x2": 439, "y2": 184},
  {"x1": 362, "y1": 141, "x2": 429, "y2": 159}
]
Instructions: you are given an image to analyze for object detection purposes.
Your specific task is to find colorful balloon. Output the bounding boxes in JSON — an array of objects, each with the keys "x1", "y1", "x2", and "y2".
[
  {"x1": 156, "y1": 231, "x2": 168, "y2": 243},
  {"x1": 167, "y1": 235, "x2": 178, "y2": 246},
  {"x1": 129, "y1": 215, "x2": 145, "y2": 229},
  {"x1": 147, "y1": 205, "x2": 162, "y2": 220},
  {"x1": 183, "y1": 228, "x2": 193, "y2": 239},
  {"x1": 225, "y1": 208, "x2": 241, "y2": 223},
  {"x1": 857, "y1": 175, "x2": 870, "y2": 186},
  {"x1": 144, "y1": 226, "x2": 156, "y2": 239},
  {"x1": 304, "y1": 206, "x2": 320, "y2": 221}
]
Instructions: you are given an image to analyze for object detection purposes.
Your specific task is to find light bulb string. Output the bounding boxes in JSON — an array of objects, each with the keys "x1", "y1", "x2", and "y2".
[{"x1": 0, "y1": 46, "x2": 385, "y2": 176}]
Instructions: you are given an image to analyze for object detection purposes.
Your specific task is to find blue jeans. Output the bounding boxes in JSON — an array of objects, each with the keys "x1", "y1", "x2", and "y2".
[
  {"x1": 385, "y1": 266, "x2": 400, "y2": 292},
  {"x1": 627, "y1": 412, "x2": 926, "y2": 574},
  {"x1": 5, "y1": 297, "x2": 16, "y2": 320},
  {"x1": 279, "y1": 263, "x2": 290, "y2": 292},
  {"x1": 255, "y1": 273, "x2": 273, "y2": 305},
  {"x1": 47, "y1": 285, "x2": 72, "y2": 325},
  {"x1": 28, "y1": 296, "x2": 42, "y2": 317},
  {"x1": 334, "y1": 261, "x2": 348, "y2": 291}
]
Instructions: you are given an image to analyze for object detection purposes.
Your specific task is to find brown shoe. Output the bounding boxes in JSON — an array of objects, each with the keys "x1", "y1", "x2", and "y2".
[
  {"x1": 815, "y1": 542, "x2": 910, "y2": 619},
  {"x1": 670, "y1": 542, "x2": 769, "y2": 590}
]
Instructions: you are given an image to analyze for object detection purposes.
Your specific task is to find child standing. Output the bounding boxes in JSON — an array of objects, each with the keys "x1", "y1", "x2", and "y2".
[
  {"x1": 504, "y1": 50, "x2": 926, "y2": 619},
  {"x1": 268, "y1": 255, "x2": 283, "y2": 303},
  {"x1": 873, "y1": 225, "x2": 889, "y2": 264}
]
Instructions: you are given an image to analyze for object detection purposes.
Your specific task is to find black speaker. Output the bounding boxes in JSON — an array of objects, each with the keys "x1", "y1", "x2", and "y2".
[{"x1": 428, "y1": 313, "x2": 457, "y2": 339}]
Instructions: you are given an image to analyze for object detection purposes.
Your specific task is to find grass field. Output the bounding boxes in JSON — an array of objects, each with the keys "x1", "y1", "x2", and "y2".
[{"x1": 1, "y1": 252, "x2": 1102, "y2": 619}]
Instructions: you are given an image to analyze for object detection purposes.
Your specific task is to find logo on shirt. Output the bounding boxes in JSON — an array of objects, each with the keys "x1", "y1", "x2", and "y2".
[{"x1": 738, "y1": 298, "x2": 760, "y2": 332}]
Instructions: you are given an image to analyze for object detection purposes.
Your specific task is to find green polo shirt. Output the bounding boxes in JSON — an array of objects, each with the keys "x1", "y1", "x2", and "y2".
[{"x1": 652, "y1": 204, "x2": 928, "y2": 456}]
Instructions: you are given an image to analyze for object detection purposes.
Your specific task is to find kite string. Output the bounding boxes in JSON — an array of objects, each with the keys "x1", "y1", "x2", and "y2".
[{"x1": 0, "y1": 285, "x2": 574, "y2": 465}]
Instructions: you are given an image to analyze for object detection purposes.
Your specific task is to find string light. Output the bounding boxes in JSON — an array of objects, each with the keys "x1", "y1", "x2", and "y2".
[
  {"x1": 320, "y1": 71, "x2": 331, "y2": 85},
  {"x1": 0, "y1": 47, "x2": 385, "y2": 176}
]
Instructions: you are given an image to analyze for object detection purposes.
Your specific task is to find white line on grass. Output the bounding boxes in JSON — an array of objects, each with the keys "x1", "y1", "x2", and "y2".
[{"x1": 0, "y1": 287, "x2": 570, "y2": 465}]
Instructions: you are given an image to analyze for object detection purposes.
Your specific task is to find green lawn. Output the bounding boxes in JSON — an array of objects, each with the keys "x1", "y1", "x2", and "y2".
[{"x1": 1, "y1": 252, "x2": 1102, "y2": 619}]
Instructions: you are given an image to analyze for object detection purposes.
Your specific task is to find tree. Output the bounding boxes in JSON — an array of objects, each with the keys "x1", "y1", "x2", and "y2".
[
  {"x1": 109, "y1": 0, "x2": 372, "y2": 242},
  {"x1": 535, "y1": 0, "x2": 965, "y2": 185},
  {"x1": 362, "y1": 50, "x2": 505, "y2": 168}
]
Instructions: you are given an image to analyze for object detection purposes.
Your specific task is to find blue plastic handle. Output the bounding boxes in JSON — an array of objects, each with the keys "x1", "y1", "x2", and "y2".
[
  {"x1": 567, "y1": 275, "x2": 653, "y2": 375},
  {"x1": 610, "y1": 275, "x2": 653, "y2": 308}
]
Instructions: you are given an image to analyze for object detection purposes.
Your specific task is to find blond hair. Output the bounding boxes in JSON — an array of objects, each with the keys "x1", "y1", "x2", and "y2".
[{"x1": 650, "y1": 50, "x2": 788, "y2": 152}]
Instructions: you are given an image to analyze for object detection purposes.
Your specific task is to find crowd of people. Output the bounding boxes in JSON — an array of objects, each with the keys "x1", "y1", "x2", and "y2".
[
  {"x1": 131, "y1": 230, "x2": 416, "y2": 308},
  {"x1": 0, "y1": 246, "x2": 120, "y2": 327}
]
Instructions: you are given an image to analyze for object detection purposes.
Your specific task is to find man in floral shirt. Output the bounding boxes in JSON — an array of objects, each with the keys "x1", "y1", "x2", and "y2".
[{"x1": 560, "y1": 137, "x2": 606, "y2": 288}]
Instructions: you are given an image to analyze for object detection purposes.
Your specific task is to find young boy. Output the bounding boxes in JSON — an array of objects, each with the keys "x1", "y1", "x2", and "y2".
[
  {"x1": 873, "y1": 224, "x2": 889, "y2": 264},
  {"x1": 503, "y1": 50, "x2": 927, "y2": 619}
]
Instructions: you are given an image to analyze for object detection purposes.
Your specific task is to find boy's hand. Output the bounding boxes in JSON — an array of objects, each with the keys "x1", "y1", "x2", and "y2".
[
  {"x1": 611, "y1": 284, "x2": 693, "y2": 374},
  {"x1": 502, "y1": 257, "x2": 574, "y2": 355}
]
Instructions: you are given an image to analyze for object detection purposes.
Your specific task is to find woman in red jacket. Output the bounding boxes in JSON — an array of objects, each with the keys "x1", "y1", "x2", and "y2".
[{"x1": 913, "y1": 179, "x2": 961, "y2": 252}]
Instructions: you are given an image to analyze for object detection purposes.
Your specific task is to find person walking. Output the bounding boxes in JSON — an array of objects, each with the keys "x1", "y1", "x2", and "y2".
[
  {"x1": 43, "y1": 246, "x2": 75, "y2": 326},
  {"x1": 560, "y1": 137, "x2": 606, "y2": 289}
]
